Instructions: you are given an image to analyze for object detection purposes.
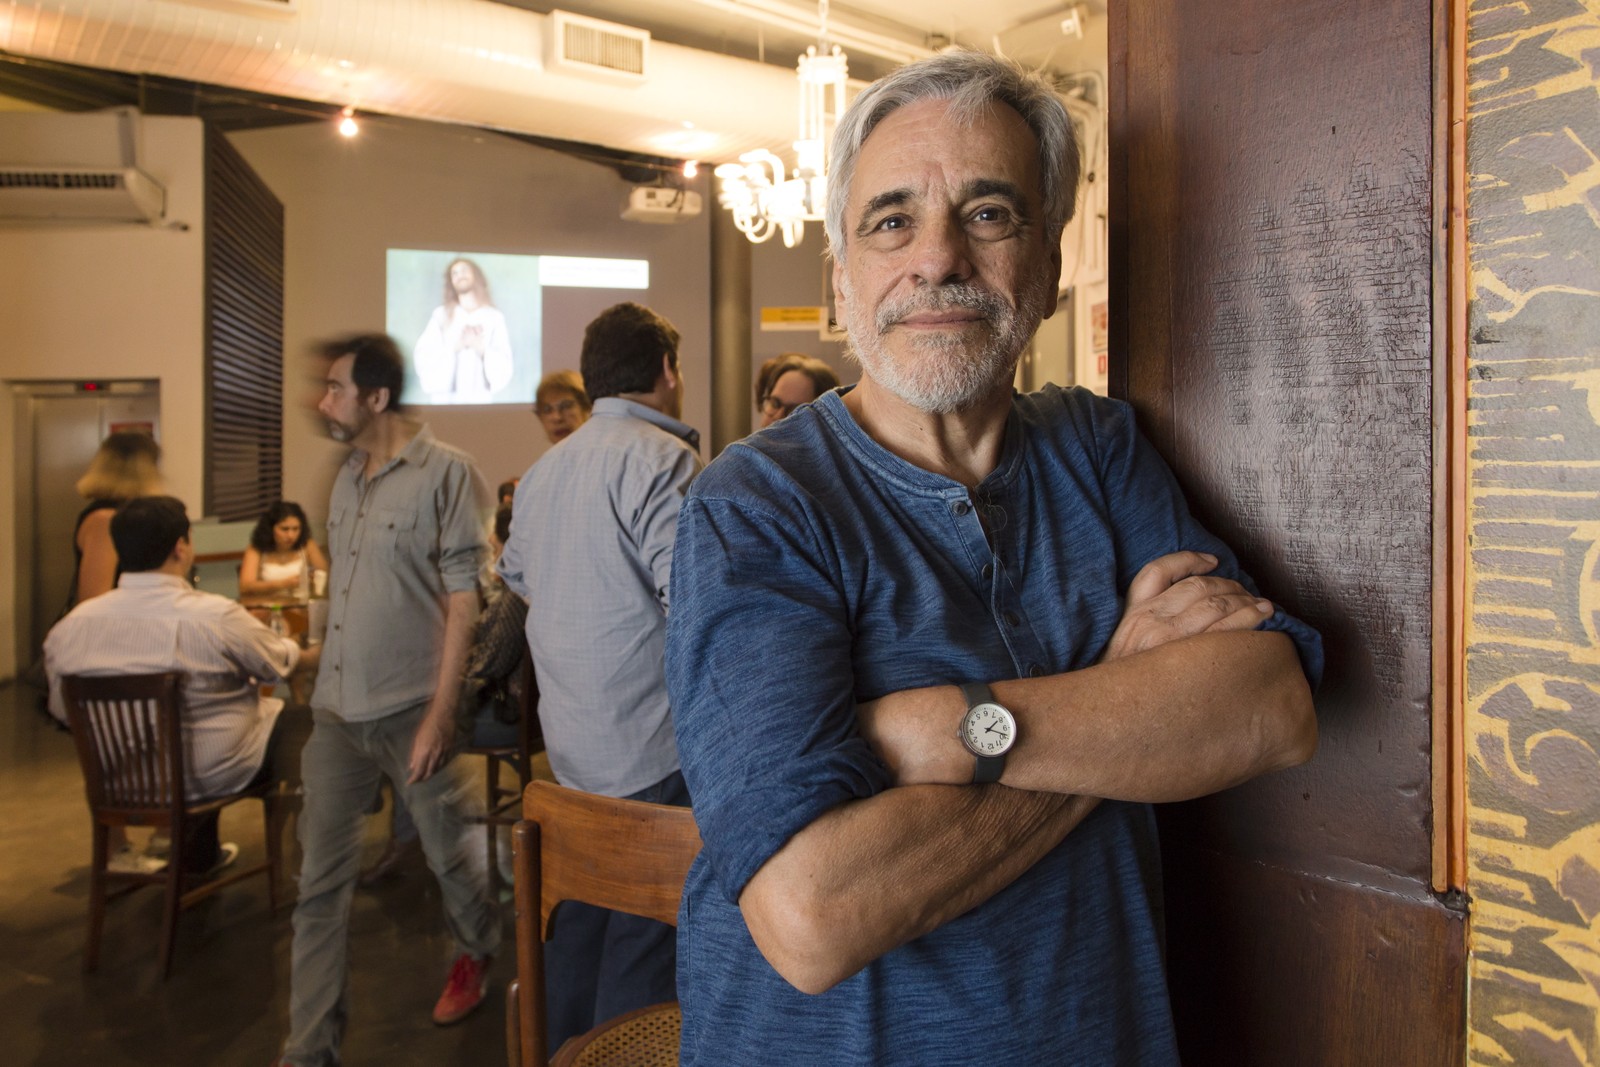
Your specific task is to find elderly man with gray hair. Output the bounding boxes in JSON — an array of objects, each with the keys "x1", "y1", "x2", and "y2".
[{"x1": 666, "y1": 50, "x2": 1324, "y2": 1062}]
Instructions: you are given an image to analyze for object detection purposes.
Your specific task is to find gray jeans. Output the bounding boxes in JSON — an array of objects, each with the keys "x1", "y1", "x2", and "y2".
[{"x1": 282, "y1": 704, "x2": 501, "y2": 1066}]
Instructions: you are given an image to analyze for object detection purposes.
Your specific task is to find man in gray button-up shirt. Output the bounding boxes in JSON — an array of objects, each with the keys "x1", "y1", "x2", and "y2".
[
  {"x1": 499, "y1": 302, "x2": 702, "y2": 1055},
  {"x1": 278, "y1": 334, "x2": 500, "y2": 1067}
]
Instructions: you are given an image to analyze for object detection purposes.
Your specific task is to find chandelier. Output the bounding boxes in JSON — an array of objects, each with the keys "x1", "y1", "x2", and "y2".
[{"x1": 715, "y1": 2, "x2": 848, "y2": 248}]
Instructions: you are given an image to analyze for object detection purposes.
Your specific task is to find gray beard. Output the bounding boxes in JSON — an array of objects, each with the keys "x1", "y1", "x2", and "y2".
[{"x1": 845, "y1": 280, "x2": 1046, "y2": 414}]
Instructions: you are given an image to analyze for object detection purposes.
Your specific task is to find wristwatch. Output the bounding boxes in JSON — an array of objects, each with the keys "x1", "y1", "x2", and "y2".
[{"x1": 956, "y1": 681, "x2": 1017, "y2": 784}]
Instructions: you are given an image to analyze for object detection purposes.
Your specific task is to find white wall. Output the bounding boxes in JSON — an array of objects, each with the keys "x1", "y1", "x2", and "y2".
[
  {"x1": 0, "y1": 116, "x2": 207, "y2": 678},
  {"x1": 227, "y1": 116, "x2": 715, "y2": 521}
]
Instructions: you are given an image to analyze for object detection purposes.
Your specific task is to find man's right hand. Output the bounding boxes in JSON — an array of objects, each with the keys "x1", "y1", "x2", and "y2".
[{"x1": 1101, "y1": 551, "x2": 1274, "y2": 662}]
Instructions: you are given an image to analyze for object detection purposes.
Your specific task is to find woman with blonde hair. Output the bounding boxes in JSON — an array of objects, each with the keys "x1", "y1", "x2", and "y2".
[
  {"x1": 61, "y1": 430, "x2": 166, "y2": 872},
  {"x1": 71, "y1": 430, "x2": 163, "y2": 606}
]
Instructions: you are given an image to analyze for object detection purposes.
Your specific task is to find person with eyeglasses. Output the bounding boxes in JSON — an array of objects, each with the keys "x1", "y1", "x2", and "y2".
[
  {"x1": 534, "y1": 369, "x2": 593, "y2": 444},
  {"x1": 754, "y1": 353, "x2": 841, "y2": 428}
]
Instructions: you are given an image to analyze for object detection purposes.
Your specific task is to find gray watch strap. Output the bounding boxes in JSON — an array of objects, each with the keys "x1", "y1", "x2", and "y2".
[{"x1": 959, "y1": 681, "x2": 1006, "y2": 784}]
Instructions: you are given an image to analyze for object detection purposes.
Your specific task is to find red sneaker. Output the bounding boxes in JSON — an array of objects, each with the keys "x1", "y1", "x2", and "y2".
[{"x1": 432, "y1": 953, "x2": 490, "y2": 1025}]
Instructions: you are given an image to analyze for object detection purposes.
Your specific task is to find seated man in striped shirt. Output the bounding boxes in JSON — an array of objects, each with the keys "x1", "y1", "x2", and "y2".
[{"x1": 45, "y1": 495, "x2": 318, "y2": 876}]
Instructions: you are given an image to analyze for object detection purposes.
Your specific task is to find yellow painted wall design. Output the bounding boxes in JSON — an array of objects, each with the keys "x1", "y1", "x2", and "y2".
[{"x1": 1467, "y1": 1, "x2": 1600, "y2": 1063}]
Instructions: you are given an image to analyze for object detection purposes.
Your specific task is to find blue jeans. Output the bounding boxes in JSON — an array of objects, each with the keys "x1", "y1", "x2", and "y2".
[
  {"x1": 544, "y1": 768, "x2": 689, "y2": 1056},
  {"x1": 283, "y1": 704, "x2": 501, "y2": 1067}
]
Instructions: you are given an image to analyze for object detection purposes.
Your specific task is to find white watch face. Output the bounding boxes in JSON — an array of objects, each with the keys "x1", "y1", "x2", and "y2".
[{"x1": 961, "y1": 702, "x2": 1015, "y2": 757}]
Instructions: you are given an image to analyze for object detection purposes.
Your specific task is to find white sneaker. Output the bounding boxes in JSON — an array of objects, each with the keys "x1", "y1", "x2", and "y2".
[{"x1": 107, "y1": 844, "x2": 167, "y2": 875}]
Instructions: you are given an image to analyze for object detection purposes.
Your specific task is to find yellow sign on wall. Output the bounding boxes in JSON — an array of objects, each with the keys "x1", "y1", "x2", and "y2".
[{"x1": 759, "y1": 306, "x2": 826, "y2": 332}]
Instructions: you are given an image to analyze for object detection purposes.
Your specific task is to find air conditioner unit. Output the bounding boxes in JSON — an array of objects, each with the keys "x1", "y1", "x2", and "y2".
[
  {"x1": 0, "y1": 167, "x2": 167, "y2": 223},
  {"x1": 0, "y1": 108, "x2": 167, "y2": 225},
  {"x1": 546, "y1": 10, "x2": 650, "y2": 84}
]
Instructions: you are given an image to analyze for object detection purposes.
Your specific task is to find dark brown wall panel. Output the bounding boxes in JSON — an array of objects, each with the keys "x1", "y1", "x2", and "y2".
[
  {"x1": 205, "y1": 126, "x2": 284, "y2": 522},
  {"x1": 1164, "y1": 847, "x2": 1467, "y2": 1066},
  {"x1": 1111, "y1": 0, "x2": 1465, "y2": 1060}
]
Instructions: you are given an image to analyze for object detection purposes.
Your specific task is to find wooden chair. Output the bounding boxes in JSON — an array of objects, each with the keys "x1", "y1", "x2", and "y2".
[
  {"x1": 464, "y1": 656, "x2": 544, "y2": 896},
  {"x1": 507, "y1": 780, "x2": 702, "y2": 1067},
  {"x1": 60, "y1": 672, "x2": 285, "y2": 978}
]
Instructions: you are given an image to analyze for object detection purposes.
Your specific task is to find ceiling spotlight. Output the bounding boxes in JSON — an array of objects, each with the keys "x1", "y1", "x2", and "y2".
[
  {"x1": 683, "y1": 160, "x2": 699, "y2": 179},
  {"x1": 337, "y1": 105, "x2": 359, "y2": 138}
]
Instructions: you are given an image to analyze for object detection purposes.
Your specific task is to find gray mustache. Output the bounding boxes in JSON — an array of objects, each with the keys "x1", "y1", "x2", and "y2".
[{"x1": 875, "y1": 286, "x2": 1006, "y2": 334}]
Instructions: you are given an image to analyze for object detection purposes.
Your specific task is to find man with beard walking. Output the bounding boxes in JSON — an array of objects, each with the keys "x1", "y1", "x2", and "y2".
[
  {"x1": 665, "y1": 51, "x2": 1323, "y2": 1064},
  {"x1": 276, "y1": 333, "x2": 499, "y2": 1067}
]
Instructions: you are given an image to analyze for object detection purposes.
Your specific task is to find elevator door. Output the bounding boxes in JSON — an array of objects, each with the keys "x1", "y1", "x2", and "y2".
[{"x1": 23, "y1": 383, "x2": 160, "y2": 660}]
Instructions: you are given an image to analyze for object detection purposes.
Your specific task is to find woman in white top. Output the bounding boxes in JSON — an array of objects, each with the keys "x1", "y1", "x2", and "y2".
[{"x1": 239, "y1": 501, "x2": 329, "y2": 598}]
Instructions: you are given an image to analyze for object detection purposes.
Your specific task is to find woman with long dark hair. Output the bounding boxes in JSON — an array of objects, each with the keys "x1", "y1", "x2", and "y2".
[{"x1": 239, "y1": 500, "x2": 330, "y2": 598}]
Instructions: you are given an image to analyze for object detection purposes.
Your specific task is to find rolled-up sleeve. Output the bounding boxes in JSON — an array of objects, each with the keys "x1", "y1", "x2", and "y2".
[
  {"x1": 436, "y1": 456, "x2": 489, "y2": 595},
  {"x1": 667, "y1": 494, "x2": 892, "y2": 906},
  {"x1": 216, "y1": 601, "x2": 300, "y2": 681}
]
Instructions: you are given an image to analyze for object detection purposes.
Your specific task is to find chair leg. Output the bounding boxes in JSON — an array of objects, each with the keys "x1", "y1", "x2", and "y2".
[
  {"x1": 85, "y1": 822, "x2": 109, "y2": 973},
  {"x1": 485, "y1": 757, "x2": 502, "y2": 896},
  {"x1": 159, "y1": 824, "x2": 184, "y2": 980},
  {"x1": 505, "y1": 979, "x2": 521, "y2": 1067},
  {"x1": 263, "y1": 792, "x2": 284, "y2": 913}
]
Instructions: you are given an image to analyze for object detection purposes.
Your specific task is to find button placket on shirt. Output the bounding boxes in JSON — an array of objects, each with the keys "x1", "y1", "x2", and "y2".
[
  {"x1": 943, "y1": 483, "x2": 1050, "y2": 678},
  {"x1": 945, "y1": 493, "x2": 990, "y2": 590},
  {"x1": 956, "y1": 487, "x2": 1048, "y2": 678}
]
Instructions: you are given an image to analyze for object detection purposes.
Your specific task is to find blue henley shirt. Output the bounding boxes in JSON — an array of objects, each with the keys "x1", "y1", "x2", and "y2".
[{"x1": 666, "y1": 384, "x2": 1323, "y2": 1065}]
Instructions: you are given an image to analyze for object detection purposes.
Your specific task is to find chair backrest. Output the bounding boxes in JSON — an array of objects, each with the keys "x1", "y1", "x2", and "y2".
[
  {"x1": 511, "y1": 781, "x2": 702, "y2": 1067},
  {"x1": 522, "y1": 779, "x2": 701, "y2": 938},
  {"x1": 60, "y1": 672, "x2": 186, "y2": 818}
]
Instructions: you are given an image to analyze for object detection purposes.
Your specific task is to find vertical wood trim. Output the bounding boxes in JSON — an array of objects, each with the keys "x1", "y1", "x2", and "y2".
[
  {"x1": 1105, "y1": 0, "x2": 1129, "y2": 404},
  {"x1": 1431, "y1": 0, "x2": 1470, "y2": 894}
]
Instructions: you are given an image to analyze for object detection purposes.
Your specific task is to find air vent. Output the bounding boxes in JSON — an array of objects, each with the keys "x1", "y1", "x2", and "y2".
[
  {"x1": 0, "y1": 167, "x2": 166, "y2": 222},
  {"x1": 546, "y1": 10, "x2": 649, "y2": 84},
  {"x1": 0, "y1": 171, "x2": 123, "y2": 190}
]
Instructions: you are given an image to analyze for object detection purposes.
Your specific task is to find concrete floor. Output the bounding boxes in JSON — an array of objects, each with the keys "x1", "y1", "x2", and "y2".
[{"x1": 0, "y1": 680, "x2": 540, "y2": 1067}]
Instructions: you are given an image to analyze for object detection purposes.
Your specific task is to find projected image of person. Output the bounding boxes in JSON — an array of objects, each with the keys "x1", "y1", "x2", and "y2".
[{"x1": 414, "y1": 257, "x2": 515, "y2": 403}]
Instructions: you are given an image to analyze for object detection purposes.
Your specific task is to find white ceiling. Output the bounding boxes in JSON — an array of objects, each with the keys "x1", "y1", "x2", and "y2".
[
  {"x1": 493, "y1": 1, "x2": 1100, "y2": 83},
  {"x1": 0, "y1": 0, "x2": 1107, "y2": 166}
]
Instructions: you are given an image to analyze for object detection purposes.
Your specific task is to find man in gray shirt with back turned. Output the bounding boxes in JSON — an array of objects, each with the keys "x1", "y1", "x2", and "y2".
[{"x1": 498, "y1": 302, "x2": 702, "y2": 1056}]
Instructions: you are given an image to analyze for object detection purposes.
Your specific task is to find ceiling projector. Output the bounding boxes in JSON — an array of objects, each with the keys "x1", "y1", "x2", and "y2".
[{"x1": 622, "y1": 185, "x2": 703, "y2": 223}]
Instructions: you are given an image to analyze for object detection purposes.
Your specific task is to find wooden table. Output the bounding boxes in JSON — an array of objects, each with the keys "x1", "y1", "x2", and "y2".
[
  {"x1": 240, "y1": 597, "x2": 319, "y2": 703},
  {"x1": 241, "y1": 599, "x2": 311, "y2": 643}
]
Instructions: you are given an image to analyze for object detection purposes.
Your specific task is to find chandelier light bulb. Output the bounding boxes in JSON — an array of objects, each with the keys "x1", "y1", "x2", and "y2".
[
  {"x1": 337, "y1": 106, "x2": 359, "y2": 138},
  {"x1": 715, "y1": 3, "x2": 847, "y2": 246}
]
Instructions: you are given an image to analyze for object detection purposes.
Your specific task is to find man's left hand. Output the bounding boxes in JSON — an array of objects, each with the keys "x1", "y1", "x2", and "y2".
[{"x1": 407, "y1": 706, "x2": 457, "y2": 783}]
